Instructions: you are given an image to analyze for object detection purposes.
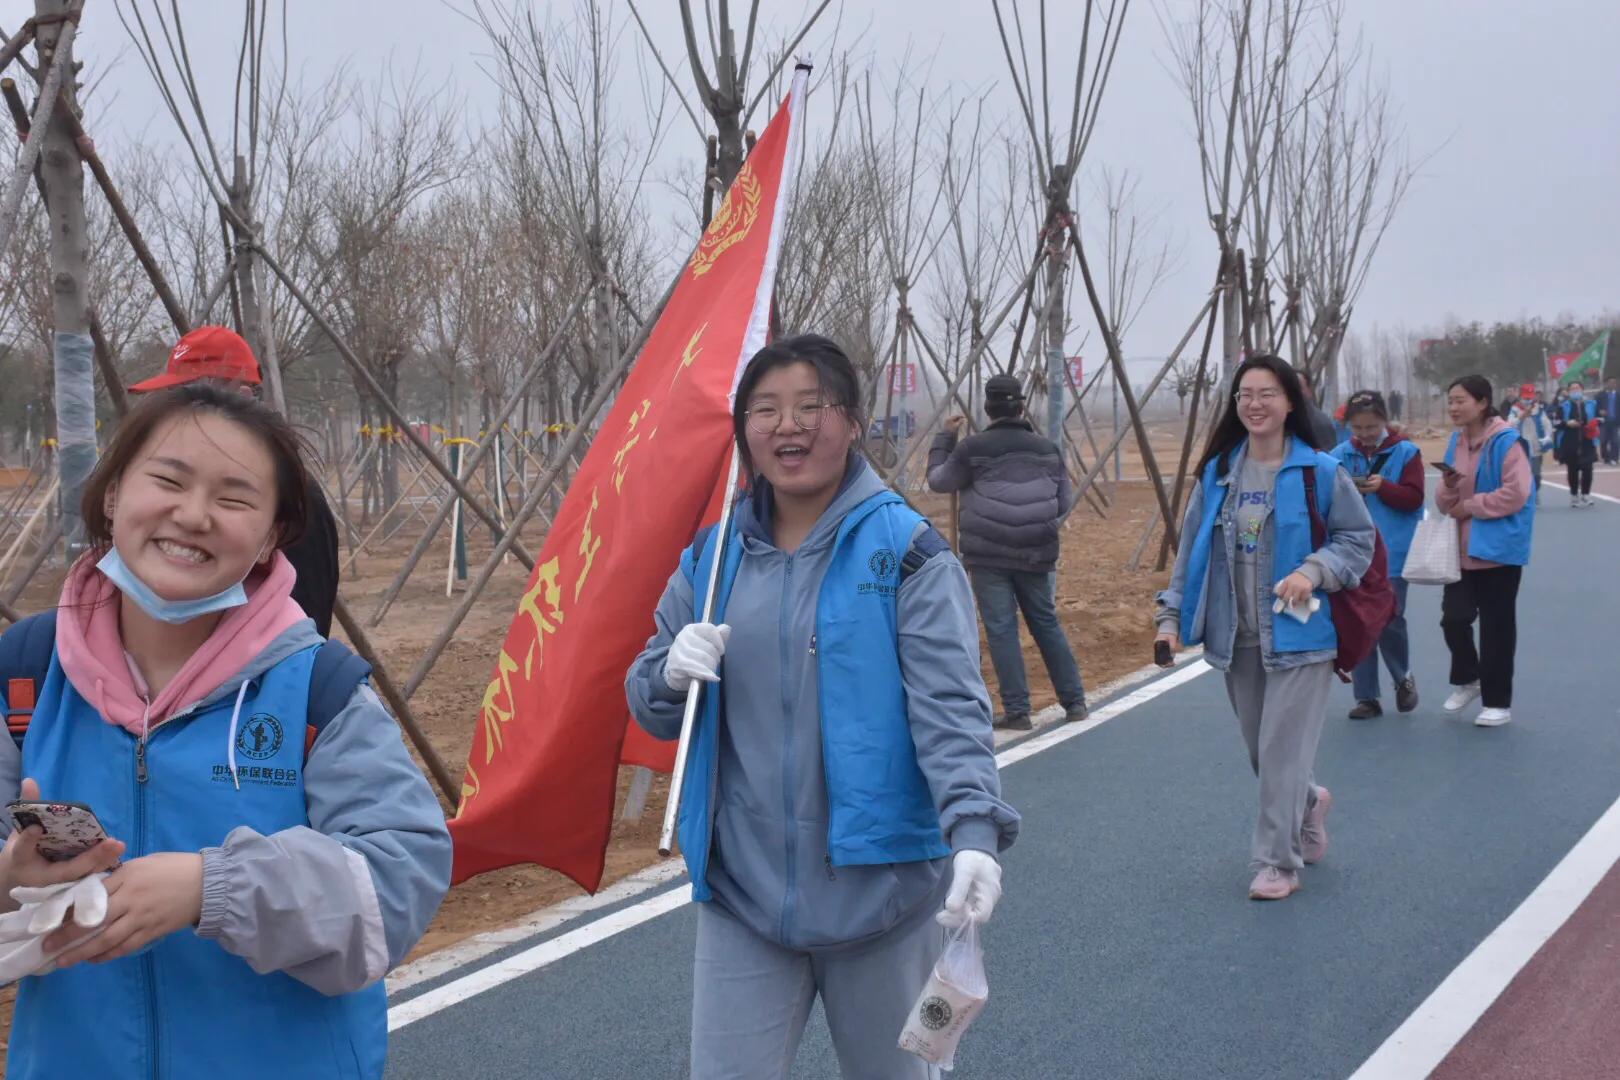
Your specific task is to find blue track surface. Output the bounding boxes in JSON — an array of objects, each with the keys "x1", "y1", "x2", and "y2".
[{"x1": 386, "y1": 500, "x2": 1620, "y2": 1079}]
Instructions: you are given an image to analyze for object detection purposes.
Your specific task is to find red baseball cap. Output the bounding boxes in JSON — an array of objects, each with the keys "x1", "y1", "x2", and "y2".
[
  {"x1": 1519, "y1": 383, "x2": 1535, "y2": 398},
  {"x1": 129, "y1": 326, "x2": 261, "y2": 393}
]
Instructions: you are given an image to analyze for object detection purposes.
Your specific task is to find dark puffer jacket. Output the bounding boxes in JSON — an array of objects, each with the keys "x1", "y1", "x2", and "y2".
[{"x1": 927, "y1": 418, "x2": 1071, "y2": 573}]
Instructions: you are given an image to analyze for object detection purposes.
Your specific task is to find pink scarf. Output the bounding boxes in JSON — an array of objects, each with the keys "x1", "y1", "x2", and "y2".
[{"x1": 54, "y1": 551, "x2": 307, "y2": 734}]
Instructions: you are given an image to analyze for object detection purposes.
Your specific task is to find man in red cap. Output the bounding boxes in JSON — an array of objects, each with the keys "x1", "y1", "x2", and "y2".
[{"x1": 130, "y1": 326, "x2": 340, "y2": 636}]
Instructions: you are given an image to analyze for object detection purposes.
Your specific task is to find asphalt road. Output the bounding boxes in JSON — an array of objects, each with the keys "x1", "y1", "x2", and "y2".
[{"x1": 385, "y1": 494, "x2": 1620, "y2": 1079}]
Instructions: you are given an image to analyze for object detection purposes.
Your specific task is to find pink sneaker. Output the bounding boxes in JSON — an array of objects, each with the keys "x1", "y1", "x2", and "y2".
[
  {"x1": 1248, "y1": 866, "x2": 1300, "y2": 901},
  {"x1": 1301, "y1": 787, "x2": 1333, "y2": 865}
]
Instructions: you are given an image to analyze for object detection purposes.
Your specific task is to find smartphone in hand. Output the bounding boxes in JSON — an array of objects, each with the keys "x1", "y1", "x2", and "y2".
[
  {"x1": 1432, "y1": 461, "x2": 1458, "y2": 476},
  {"x1": 7, "y1": 800, "x2": 110, "y2": 862},
  {"x1": 1154, "y1": 639, "x2": 1174, "y2": 668}
]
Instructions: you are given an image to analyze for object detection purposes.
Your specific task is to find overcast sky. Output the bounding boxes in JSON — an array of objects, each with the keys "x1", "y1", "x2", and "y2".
[{"x1": 10, "y1": 0, "x2": 1619, "y2": 364}]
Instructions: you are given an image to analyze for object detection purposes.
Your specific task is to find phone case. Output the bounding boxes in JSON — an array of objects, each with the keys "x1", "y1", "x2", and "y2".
[{"x1": 6, "y1": 801, "x2": 108, "y2": 862}]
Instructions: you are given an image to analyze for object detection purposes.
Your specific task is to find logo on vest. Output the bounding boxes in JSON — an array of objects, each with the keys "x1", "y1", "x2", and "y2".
[
  {"x1": 236, "y1": 713, "x2": 284, "y2": 760},
  {"x1": 860, "y1": 548, "x2": 900, "y2": 597}
]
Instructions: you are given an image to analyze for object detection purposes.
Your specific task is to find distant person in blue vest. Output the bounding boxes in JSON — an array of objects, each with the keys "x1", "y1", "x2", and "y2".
[
  {"x1": 1599, "y1": 376, "x2": 1620, "y2": 466},
  {"x1": 1332, "y1": 391, "x2": 1424, "y2": 719},
  {"x1": 1155, "y1": 355, "x2": 1376, "y2": 902},
  {"x1": 626, "y1": 335, "x2": 1017, "y2": 1080},
  {"x1": 1507, "y1": 383, "x2": 1552, "y2": 505},
  {"x1": 0, "y1": 383, "x2": 450, "y2": 1077},
  {"x1": 1435, "y1": 375, "x2": 1535, "y2": 727},
  {"x1": 926, "y1": 373, "x2": 1088, "y2": 731},
  {"x1": 1554, "y1": 380, "x2": 1599, "y2": 507}
]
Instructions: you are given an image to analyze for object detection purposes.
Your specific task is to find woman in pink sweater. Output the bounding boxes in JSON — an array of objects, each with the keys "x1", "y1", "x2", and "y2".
[{"x1": 1434, "y1": 375, "x2": 1535, "y2": 727}]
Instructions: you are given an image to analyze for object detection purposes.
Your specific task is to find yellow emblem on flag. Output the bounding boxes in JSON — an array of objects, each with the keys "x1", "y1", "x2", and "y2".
[{"x1": 690, "y1": 164, "x2": 762, "y2": 277}]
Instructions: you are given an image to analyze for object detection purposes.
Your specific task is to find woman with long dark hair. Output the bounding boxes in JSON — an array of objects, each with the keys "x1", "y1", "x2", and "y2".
[
  {"x1": 1156, "y1": 355, "x2": 1375, "y2": 901},
  {"x1": 626, "y1": 334, "x2": 1017, "y2": 1078},
  {"x1": 1434, "y1": 375, "x2": 1535, "y2": 726}
]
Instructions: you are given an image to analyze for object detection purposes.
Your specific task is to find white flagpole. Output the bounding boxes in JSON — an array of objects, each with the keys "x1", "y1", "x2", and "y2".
[{"x1": 659, "y1": 60, "x2": 813, "y2": 857}]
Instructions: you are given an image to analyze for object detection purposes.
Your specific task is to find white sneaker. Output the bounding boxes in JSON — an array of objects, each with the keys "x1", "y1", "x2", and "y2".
[
  {"x1": 1475, "y1": 707, "x2": 1512, "y2": 727},
  {"x1": 1444, "y1": 683, "x2": 1481, "y2": 712},
  {"x1": 1571, "y1": 495, "x2": 1581, "y2": 508},
  {"x1": 1584, "y1": 496, "x2": 1599, "y2": 507}
]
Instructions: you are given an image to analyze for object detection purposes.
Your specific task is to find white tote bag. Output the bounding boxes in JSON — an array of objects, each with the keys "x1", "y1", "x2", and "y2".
[{"x1": 1402, "y1": 511, "x2": 1461, "y2": 585}]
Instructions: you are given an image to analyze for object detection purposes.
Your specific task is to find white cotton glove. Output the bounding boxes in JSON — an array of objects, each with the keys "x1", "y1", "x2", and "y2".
[
  {"x1": 0, "y1": 874, "x2": 110, "y2": 984},
  {"x1": 663, "y1": 623, "x2": 732, "y2": 694},
  {"x1": 937, "y1": 850, "x2": 1002, "y2": 928}
]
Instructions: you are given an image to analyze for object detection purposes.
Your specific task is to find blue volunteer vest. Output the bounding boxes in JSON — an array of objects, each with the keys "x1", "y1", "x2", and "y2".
[
  {"x1": 677, "y1": 491, "x2": 949, "y2": 903},
  {"x1": 1331, "y1": 437, "x2": 1422, "y2": 577},
  {"x1": 1179, "y1": 438, "x2": 1339, "y2": 655},
  {"x1": 1444, "y1": 429, "x2": 1535, "y2": 566},
  {"x1": 10, "y1": 647, "x2": 386, "y2": 1080}
]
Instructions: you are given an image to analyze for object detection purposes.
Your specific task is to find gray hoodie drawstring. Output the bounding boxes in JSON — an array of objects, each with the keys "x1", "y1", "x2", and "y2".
[{"x1": 226, "y1": 680, "x2": 250, "y2": 791}]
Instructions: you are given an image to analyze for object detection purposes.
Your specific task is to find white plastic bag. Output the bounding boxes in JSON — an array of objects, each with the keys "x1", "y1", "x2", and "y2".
[
  {"x1": 1402, "y1": 511, "x2": 1461, "y2": 585},
  {"x1": 898, "y1": 920, "x2": 989, "y2": 1071}
]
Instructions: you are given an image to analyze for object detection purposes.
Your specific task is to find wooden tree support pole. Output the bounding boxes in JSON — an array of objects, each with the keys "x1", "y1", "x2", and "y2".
[
  {"x1": 3, "y1": 517, "x2": 61, "y2": 607},
  {"x1": 1067, "y1": 222, "x2": 1181, "y2": 550},
  {"x1": 1059, "y1": 292, "x2": 1220, "y2": 526},
  {"x1": 1156, "y1": 271, "x2": 1223, "y2": 571},
  {"x1": 61, "y1": 105, "x2": 189, "y2": 335},
  {"x1": 331, "y1": 596, "x2": 458, "y2": 809},
  {"x1": 247, "y1": 239, "x2": 536, "y2": 568},
  {"x1": 0, "y1": 14, "x2": 70, "y2": 261},
  {"x1": 397, "y1": 272, "x2": 678, "y2": 703},
  {"x1": 1, "y1": 77, "x2": 128, "y2": 418},
  {"x1": 0, "y1": 22, "x2": 37, "y2": 78},
  {"x1": 890, "y1": 252, "x2": 1047, "y2": 482},
  {"x1": 367, "y1": 292, "x2": 588, "y2": 627}
]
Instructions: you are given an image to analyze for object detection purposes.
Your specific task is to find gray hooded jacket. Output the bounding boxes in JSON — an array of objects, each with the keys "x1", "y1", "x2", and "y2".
[
  {"x1": 626, "y1": 459, "x2": 1018, "y2": 951},
  {"x1": 0, "y1": 619, "x2": 452, "y2": 996}
]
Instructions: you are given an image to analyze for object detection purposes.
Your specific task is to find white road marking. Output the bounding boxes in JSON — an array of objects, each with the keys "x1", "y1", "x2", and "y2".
[
  {"x1": 1348, "y1": 793, "x2": 1620, "y2": 1079},
  {"x1": 1542, "y1": 479, "x2": 1620, "y2": 505},
  {"x1": 386, "y1": 652, "x2": 1215, "y2": 1029}
]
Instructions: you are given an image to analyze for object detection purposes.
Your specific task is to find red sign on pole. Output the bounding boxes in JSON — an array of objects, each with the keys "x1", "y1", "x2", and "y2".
[
  {"x1": 1547, "y1": 352, "x2": 1578, "y2": 380},
  {"x1": 889, "y1": 363, "x2": 917, "y2": 395}
]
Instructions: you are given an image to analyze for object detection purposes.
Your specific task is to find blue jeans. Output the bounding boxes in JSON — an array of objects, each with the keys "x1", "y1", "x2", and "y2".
[
  {"x1": 1351, "y1": 578, "x2": 1410, "y2": 701},
  {"x1": 969, "y1": 568, "x2": 1086, "y2": 715}
]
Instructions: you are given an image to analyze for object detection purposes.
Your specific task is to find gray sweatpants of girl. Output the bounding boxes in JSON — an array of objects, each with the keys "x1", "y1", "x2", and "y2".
[
  {"x1": 1225, "y1": 646, "x2": 1334, "y2": 870},
  {"x1": 690, "y1": 901, "x2": 943, "y2": 1080}
]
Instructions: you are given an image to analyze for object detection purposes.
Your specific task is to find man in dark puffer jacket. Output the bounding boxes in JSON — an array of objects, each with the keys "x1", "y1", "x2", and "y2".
[{"x1": 928, "y1": 374, "x2": 1087, "y2": 731}]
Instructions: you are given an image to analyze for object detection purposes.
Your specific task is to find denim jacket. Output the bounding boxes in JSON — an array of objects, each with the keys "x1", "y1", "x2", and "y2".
[{"x1": 1156, "y1": 438, "x2": 1376, "y2": 673}]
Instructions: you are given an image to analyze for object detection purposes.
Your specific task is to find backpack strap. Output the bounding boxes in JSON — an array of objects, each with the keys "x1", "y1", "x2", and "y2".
[
  {"x1": 0, "y1": 611, "x2": 58, "y2": 751},
  {"x1": 303, "y1": 639, "x2": 372, "y2": 757},
  {"x1": 900, "y1": 524, "x2": 951, "y2": 584}
]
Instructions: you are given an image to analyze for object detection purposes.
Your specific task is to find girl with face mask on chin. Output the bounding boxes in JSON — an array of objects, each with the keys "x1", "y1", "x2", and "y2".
[
  {"x1": 627, "y1": 335, "x2": 1016, "y2": 1079},
  {"x1": 1435, "y1": 375, "x2": 1536, "y2": 726},
  {"x1": 0, "y1": 384, "x2": 450, "y2": 1079},
  {"x1": 1155, "y1": 356, "x2": 1376, "y2": 901}
]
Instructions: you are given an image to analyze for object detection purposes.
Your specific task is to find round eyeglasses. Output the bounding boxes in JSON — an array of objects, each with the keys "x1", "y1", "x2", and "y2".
[{"x1": 744, "y1": 402, "x2": 832, "y2": 434}]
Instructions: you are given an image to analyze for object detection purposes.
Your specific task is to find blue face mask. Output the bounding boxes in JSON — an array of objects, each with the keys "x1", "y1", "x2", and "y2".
[
  {"x1": 1572, "y1": 390, "x2": 1585, "y2": 399},
  {"x1": 97, "y1": 546, "x2": 253, "y2": 625}
]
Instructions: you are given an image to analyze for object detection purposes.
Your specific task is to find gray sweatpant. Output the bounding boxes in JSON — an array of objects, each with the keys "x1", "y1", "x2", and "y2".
[
  {"x1": 691, "y1": 901, "x2": 944, "y2": 1080},
  {"x1": 1224, "y1": 646, "x2": 1334, "y2": 871}
]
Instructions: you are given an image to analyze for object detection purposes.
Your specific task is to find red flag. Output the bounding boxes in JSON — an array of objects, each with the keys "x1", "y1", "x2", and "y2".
[
  {"x1": 448, "y1": 69, "x2": 810, "y2": 890},
  {"x1": 1547, "y1": 352, "x2": 1578, "y2": 380}
]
